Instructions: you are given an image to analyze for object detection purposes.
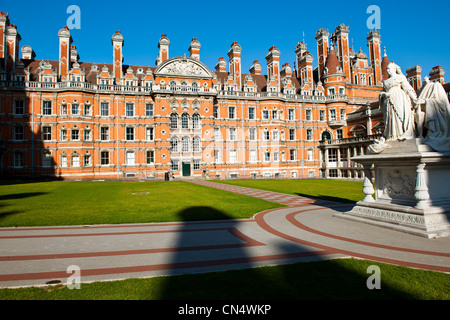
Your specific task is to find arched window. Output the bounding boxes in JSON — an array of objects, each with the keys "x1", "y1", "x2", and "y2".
[
  {"x1": 181, "y1": 81, "x2": 188, "y2": 92},
  {"x1": 170, "y1": 137, "x2": 179, "y2": 152},
  {"x1": 181, "y1": 113, "x2": 189, "y2": 129},
  {"x1": 170, "y1": 114, "x2": 178, "y2": 129},
  {"x1": 192, "y1": 114, "x2": 200, "y2": 129},
  {"x1": 321, "y1": 131, "x2": 332, "y2": 142},
  {"x1": 182, "y1": 137, "x2": 190, "y2": 152},
  {"x1": 193, "y1": 137, "x2": 201, "y2": 152},
  {"x1": 192, "y1": 82, "x2": 198, "y2": 92},
  {"x1": 170, "y1": 81, "x2": 177, "y2": 91}
]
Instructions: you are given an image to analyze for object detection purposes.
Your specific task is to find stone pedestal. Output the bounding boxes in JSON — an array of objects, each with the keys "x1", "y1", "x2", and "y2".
[{"x1": 336, "y1": 139, "x2": 450, "y2": 238}]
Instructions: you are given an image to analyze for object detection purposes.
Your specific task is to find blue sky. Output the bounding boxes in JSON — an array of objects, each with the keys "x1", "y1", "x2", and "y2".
[{"x1": 3, "y1": 0, "x2": 449, "y2": 81}]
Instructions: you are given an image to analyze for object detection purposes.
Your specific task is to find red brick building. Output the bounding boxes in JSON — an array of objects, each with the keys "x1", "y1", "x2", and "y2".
[{"x1": 0, "y1": 12, "x2": 445, "y2": 180}]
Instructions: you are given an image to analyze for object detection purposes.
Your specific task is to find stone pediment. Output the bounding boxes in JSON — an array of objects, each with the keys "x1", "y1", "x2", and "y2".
[{"x1": 155, "y1": 56, "x2": 214, "y2": 79}]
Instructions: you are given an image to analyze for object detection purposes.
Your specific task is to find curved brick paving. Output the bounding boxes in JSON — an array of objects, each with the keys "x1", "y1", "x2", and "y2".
[
  {"x1": 0, "y1": 180, "x2": 448, "y2": 288},
  {"x1": 192, "y1": 180, "x2": 450, "y2": 272}
]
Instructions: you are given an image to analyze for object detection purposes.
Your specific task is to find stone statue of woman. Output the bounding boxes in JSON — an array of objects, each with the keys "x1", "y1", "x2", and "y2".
[
  {"x1": 381, "y1": 62, "x2": 420, "y2": 140},
  {"x1": 369, "y1": 62, "x2": 421, "y2": 153},
  {"x1": 416, "y1": 77, "x2": 450, "y2": 151}
]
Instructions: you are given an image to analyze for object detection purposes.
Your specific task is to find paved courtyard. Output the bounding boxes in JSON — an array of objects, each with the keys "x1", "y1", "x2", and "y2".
[{"x1": 0, "y1": 180, "x2": 449, "y2": 288}]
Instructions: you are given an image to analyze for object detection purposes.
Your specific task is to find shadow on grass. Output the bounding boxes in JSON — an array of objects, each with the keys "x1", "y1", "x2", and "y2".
[
  {"x1": 0, "y1": 192, "x2": 47, "y2": 201},
  {"x1": 0, "y1": 192, "x2": 48, "y2": 224},
  {"x1": 156, "y1": 206, "x2": 415, "y2": 300},
  {"x1": 0, "y1": 177, "x2": 63, "y2": 187}
]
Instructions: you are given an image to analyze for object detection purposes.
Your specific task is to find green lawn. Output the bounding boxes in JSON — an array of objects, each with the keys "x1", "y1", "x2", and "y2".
[
  {"x1": 0, "y1": 180, "x2": 283, "y2": 227},
  {"x1": 0, "y1": 179, "x2": 448, "y2": 301},
  {"x1": 1, "y1": 258, "x2": 448, "y2": 300},
  {"x1": 215, "y1": 179, "x2": 365, "y2": 203}
]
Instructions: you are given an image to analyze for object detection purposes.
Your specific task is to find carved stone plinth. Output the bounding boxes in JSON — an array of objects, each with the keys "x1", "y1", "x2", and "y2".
[{"x1": 335, "y1": 139, "x2": 450, "y2": 238}]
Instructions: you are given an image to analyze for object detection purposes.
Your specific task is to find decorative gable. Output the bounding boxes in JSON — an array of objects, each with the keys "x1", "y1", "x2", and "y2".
[{"x1": 155, "y1": 56, "x2": 214, "y2": 79}]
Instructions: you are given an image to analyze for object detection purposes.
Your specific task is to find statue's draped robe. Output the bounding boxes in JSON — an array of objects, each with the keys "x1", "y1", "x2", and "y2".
[
  {"x1": 381, "y1": 75, "x2": 416, "y2": 141},
  {"x1": 419, "y1": 81, "x2": 450, "y2": 152}
]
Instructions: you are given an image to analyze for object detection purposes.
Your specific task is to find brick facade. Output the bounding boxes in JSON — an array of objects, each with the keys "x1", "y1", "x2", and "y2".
[{"x1": 0, "y1": 12, "x2": 446, "y2": 180}]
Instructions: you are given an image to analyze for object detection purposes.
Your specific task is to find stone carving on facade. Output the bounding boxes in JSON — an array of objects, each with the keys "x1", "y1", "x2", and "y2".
[{"x1": 157, "y1": 58, "x2": 211, "y2": 78}]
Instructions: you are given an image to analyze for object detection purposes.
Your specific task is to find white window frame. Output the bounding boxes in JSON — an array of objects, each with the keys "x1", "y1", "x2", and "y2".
[
  {"x1": 100, "y1": 102, "x2": 109, "y2": 116},
  {"x1": 229, "y1": 128, "x2": 237, "y2": 141},
  {"x1": 146, "y1": 127, "x2": 154, "y2": 141},
  {"x1": 146, "y1": 150, "x2": 155, "y2": 164},
  {"x1": 126, "y1": 151, "x2": 135, "y2": 165},
  {"x1": 42, "y1": 126, "x2": 52, "y2": 141},
  {"x1": 250, "y1": 150, "x2": 257, "y2": 163},
  {"x1": 126, "y1": 103, "x2": 134, "y2": 117},
  {"x1": 288, "y1": 109, "x2": 295, "y2": 121},
  {"x1": 72, "y1": 155, "x2": 80, "y2": 167},
  {"x1": 100, "y1": 127, "x2": 110, "y2": 141},
  {"x1": 229, "y1": 150, "x2": 237, "y2": 163}
]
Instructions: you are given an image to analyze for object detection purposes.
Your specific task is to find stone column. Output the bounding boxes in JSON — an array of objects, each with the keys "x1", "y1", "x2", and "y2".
[
  {"x1": 362, "y1": 163, "x2": 375, "y2": 202},
  {"x1": 414, "y1": 163, "x2": 430, "y2": 209},
  {"x1": 337, "y1": 148, "x2": 341, "y2": 177}
]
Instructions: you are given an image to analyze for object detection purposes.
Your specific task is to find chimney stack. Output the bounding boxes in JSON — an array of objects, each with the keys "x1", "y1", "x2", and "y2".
[
  {"x1": 266, "y1": 45, "x2": 281, "y2": 90},
  {"x1": 334, "y1": 24, "x2": 351, "y2": 82},
  {"x1": 296, "y1": 42, "x2": 314, "y2": 86},
  {"x1": 70, "y1": 44, "x2": 79, "y2": 63},
  {"x1": 0, "y1": 11, "x2": 9, "y2": 60},
  {"x1": 367, "y1": 30, "x2": 382, "y2": 85},
  {"x1": 156, "y1": 34, "x2": 170, "y2": 66},
  {"x1": 406, "y1": 65, "x2": 422, "y2": 92},
  {"x1": 111, "y1": 30, "x2": 124, "y2": 83},
  {"x1": 5, "y1": 23, "x2": 21, "y2": 74},
  {"x1": 281, "y1": 62, "x2": 292, "y2": 78},
  {"x1": 429, "y1": 66, "x2": 445, "y2": 84},
  {"x1": 21, "y1": 45, "x2": 36, "y2": 60},
  {"x1": 215, "y1": 57, "x2": 227, "y2": 72},
  {"x1": 58, "y1": 26, "x2": 72, "y2": 81},
  {"x1": 315, "y1": 28, "x2": 329, "y2": 78},
  {"x1": 249, "y1": 60, "x2": 262, "y2": 75},
  {"x1": 228, "y1": 41, "x2": 242, "y2": 90},
  {"x1": 189, "y1": 37, "x2": 201, "y2": 60}
]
